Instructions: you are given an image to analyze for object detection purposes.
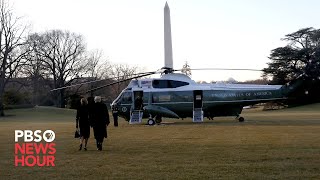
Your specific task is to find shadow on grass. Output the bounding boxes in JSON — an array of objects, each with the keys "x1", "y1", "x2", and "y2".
[
  {"x1": 0, "y1": 114, "x2": 16, "y2": 117},
  {"x1": 149, "y1": 119, "x2": 320, "y2": 126}
]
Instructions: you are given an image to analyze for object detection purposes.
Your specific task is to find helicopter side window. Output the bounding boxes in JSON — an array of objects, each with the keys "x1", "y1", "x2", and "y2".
[
  {"x1": 169, "y1": 80, "x2": 189, "y2": 88},
  {"x1": 153, "y1": 80, "x2": 167, "y2": 88},
  {"x1": 153, "y1": 80, "x2": 189, "y2": 88}
]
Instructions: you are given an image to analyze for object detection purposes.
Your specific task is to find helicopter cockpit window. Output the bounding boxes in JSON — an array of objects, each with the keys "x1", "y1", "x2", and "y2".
[
  {"x1": 121, "y1": 92, "x2": 132, "y2": 103},
  {"x1": 152, "y1": 80, "x2": 189, "y2": 88}
]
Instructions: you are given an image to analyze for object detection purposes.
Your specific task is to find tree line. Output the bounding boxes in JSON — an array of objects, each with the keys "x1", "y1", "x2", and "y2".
[
  {"x1": 1, "y1": 0, "x2": 320, "y2": 116},
  {"x1": 0, "y1": 0, "x2": 139, "y2": 116},
  {"x1": 263, "y1": 27, "x2": 320, "y2": 105}
]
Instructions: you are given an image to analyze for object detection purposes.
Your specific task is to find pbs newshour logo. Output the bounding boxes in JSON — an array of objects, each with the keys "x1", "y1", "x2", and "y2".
[{"x1": 14, "y1": 130, "x2": 56, "y2": 167}]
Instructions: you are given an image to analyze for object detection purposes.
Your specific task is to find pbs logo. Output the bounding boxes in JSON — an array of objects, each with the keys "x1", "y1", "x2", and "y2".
[{"x1": 15, "y1": 130, "x2": 55, "y2": 142}]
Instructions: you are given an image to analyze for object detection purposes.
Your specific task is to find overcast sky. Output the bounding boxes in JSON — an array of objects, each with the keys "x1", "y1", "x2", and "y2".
[{"x1": 12, "y1": 0, "x2": 320, "y2": 82}]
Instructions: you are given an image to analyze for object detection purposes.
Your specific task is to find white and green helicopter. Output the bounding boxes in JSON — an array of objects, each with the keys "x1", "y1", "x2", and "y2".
[
  {"x1": 54, "y1": 2, "x2": 304, "y2": 125},
  {"x1": 104, "y1": 2, "x2": 304, "y2": 125},
  {"x1": 107, "y1": 66, "x2": 303, "y2": 125}
]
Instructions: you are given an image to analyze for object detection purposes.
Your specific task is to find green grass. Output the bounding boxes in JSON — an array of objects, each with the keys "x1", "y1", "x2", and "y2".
[{"x1": 1, "y1": 105, "x2": 320, "y2": 179}]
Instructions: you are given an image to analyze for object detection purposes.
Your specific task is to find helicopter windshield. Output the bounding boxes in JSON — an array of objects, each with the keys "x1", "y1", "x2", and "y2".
[{"x1": 113, "y1": 91, "x2": 132, "y2": 105}]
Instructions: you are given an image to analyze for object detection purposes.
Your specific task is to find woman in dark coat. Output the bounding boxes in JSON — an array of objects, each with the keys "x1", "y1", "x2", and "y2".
[
  {"x1": 91, "y1": 96, "x2": 110, "y2": 151},
  {"x1": 76, "y1": 98, "x2": 90, "y2": 150}
]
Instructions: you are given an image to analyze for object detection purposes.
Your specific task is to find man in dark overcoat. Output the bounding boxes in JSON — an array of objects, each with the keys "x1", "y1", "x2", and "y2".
[{"x1": 91, "y1": 96, "x2": 110, "y2": 151}]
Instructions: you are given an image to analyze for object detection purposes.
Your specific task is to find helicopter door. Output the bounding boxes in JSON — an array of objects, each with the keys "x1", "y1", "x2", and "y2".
[
  {"x1": 130, "y1": 91, "x2": 144, "y2": 124},
  {"x1": 193, "y1": 90, "x2": 203, "y2": 122}
]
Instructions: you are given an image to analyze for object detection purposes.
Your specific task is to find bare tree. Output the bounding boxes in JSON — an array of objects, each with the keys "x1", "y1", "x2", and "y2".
[
  {"x1": 67, "y1": 49, "x2": 111, "y2": 96},
  {"x1": 85, "y1": 50, "x2": 110, "y2": 79},
  {"x1": 108, "y1": 63, "x2": 139, "y2": 100},
  {"x1": 22, "y1": 33, "x2": 49, "y2": 105},
  {"x1": 30, "y1": 30, "x2": 86, "y2": 107},
  {"x1": 85, "y1": 50, "x2": 111, "y2": 96},
  {"x1": 0, "y1": 0, "x2": 28, "y2": 116}
]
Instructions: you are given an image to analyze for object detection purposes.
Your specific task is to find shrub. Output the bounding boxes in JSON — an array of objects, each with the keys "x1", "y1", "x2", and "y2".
[{"x1": 3, "y1": 90, "x2": 31, "y2": 105}]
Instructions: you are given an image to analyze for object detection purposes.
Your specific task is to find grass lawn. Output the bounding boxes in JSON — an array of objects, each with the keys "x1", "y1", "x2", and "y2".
[{"x1": 0, "y1": 104, "x2": 320, "y2": 179}]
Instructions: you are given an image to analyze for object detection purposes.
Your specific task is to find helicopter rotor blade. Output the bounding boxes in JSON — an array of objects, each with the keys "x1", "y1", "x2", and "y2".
[
  {"x1": 50, "y1": 71, "x2": 157, "y2": 92},
  {"x1": 85, "y1": 71, "x2": 156, "y2": 94},
  {"x1": 174, "y1": 68, "x2": 262, "y2": 72}
]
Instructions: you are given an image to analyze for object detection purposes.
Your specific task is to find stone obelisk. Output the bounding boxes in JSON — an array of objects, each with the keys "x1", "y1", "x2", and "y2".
[{"x1": 163, "y1": 2, "x2": 173, "y2": 72}]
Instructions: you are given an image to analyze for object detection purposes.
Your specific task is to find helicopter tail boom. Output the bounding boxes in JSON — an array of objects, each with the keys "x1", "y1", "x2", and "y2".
[{"x1": 281, "y1": 75, "x2": 306, "y2": 97}]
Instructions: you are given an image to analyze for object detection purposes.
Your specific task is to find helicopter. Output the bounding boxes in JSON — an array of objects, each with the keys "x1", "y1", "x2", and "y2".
[
  {"x1": 105, "y1": 2, "x2": 304, "y2": 125},
  {"x1": 52, "y1": 2, "x2": 304, "y2": 125},
  {"x1": 108, "y1": 67, "x2": 303, "y2": 125}
]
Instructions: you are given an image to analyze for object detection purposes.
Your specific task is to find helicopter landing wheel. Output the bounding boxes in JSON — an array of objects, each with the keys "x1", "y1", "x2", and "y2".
[
  {"x1": 238, "y1": 117, "x2": 245, "y2": 122},
  {"x1": 147, "y1": 119, "x2": 155, "y2": 126}
]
